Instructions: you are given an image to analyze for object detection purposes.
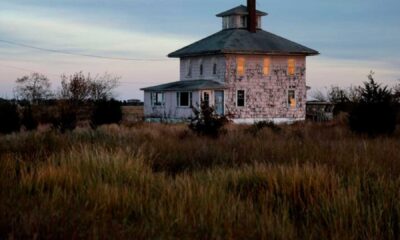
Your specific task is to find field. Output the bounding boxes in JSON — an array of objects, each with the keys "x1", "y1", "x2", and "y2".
[{"x1": 1, "y1": 121, "x2": 400, "y2": 239}]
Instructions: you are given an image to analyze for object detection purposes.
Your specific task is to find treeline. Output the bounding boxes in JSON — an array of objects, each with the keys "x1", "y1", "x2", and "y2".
[
  {"x1": 0, "y1": 72, "x2": 124, "y2": 134},
  {"x1": 314, "y1": 72, "x2": 400, "y2": 136}
]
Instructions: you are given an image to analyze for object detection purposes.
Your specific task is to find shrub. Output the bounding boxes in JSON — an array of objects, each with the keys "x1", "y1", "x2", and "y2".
[
  {"x1": 51, "y1": 101, "x2": 77, "y2": 133},
  {"x1": 91, "y1": 99, "x2": 122, "y2": 128},
  {"x1": 0, "y1": 101, "x2": 21, "y2": 134},
  {"x1": 246, "y1": 121, "x2": 281, "y2": 136},
  {"x1": 21, "y1": 105, "x2": 38, "y2": 131},
  {"x1": 349, "y1": 73, "x2": 397, "y2": 136},
  {"x1": 188, "y1": 102, "x2": 230, "y2": 138}
]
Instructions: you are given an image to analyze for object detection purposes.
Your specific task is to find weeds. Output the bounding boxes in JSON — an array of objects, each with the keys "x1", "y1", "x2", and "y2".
[{"x1": 1, "y1": 123, "x2": 400, "y2": 239}]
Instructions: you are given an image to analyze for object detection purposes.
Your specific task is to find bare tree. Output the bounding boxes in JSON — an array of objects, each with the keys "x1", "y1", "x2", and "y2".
[
  {"x1": 59, "y1": 72, "x2": 120, "y2": 101},
  {"x1": 15, "y1": 73, "x2": 52, "y2": 103},
  {"x1": 311, "y1": 89, "x2": 328, "y2": 102},
  {"x1": 60, "y1": 72, "x2": 91, "y2": 101},
  {"x1": 89, "y1": 73, "x2": 120, "y2": 100}
]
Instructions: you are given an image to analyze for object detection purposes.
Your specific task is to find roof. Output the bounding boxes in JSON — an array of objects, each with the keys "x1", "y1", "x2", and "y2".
[
  {"x1": 141, "y1": 80, "x2": 227, "y2": 92},
  {"x1": 216, "y1": 5, "x2": 268, "y2": 17},
  {"x1": 168, "y1": 29, "x2": 319, "y2": 58}
]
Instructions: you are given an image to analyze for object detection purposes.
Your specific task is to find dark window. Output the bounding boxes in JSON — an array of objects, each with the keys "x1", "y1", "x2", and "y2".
[
  {"x1": 240, "y1": 16, "x2": 247, "y2": 27},
  {"x1": 200, "y1": 64, "x2": 203, "y2": 76},
  {"x1": 152, "y1": 92, "x2": 164, "y2": 106},
  {"x1": 203, "y1": 92, "x2": 210, "y2": 106},
  {"x1": 177, "y1": 92, "x2": 192, "y2": 107},
  {"x1": 237, "y1": 90, "x2": 245, "y2": 107},
  {"x1": 213, "y1": 63, "x2": 217, "y2": 75}
]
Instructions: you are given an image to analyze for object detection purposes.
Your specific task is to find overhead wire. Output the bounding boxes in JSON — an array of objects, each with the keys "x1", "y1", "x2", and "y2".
[{"x1": 0, "y1": 39, "x2": 175, "y2": 62}]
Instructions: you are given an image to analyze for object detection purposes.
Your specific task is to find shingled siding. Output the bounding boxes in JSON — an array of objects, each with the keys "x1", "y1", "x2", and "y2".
[
  {"x1": 180, "y1": 56, "x2": 226, "y2": 82},
  {"x1": 224, "y1": 55, "x2": 307, "y2": 120}
]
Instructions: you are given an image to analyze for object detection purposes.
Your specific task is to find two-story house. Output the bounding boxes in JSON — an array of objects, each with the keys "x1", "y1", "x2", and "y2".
[{"x1": 141, "y1": 0, "x2": 319, "y2": 123}]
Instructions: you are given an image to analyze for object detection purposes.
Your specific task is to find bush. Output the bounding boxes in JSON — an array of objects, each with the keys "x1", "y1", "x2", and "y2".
[
  {"x1": 91, "y1": 99, "x2": 122, "y2": 128},
  {"x1": 0, "y1": 101, "x2": 21, "y2": 134},
  {"x1": 51, "y1": 101, "x2": 77, "y2": 133},
  {"x1": 348, "y1": 73, "x2": 397, "y2": 136},
  {"x1": 188, "y1": 102, "x2": 230, "y2": 138},
  {"x1": 21, "y1": 105, "x2": 38, "y2": 131},
  {"x1": 246, "y1": 121, "x2": 281, "y2": 136}
]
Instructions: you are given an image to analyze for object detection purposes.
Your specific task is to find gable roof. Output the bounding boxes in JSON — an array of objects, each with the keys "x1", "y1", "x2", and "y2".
[
  {"x1": 216, "y1": 5, "x2": 268, "y2": 17},
  {"x1": 168, "y1": 29, "x2": 319, "y2": 58},
  {"x1": 141, "y1": 80, "x2": 227, "y2": 92}
]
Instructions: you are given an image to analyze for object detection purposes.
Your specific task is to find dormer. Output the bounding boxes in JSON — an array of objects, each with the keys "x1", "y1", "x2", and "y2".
[{"x1": 216, "y1": 0, "x2": 268, "y2": 31}]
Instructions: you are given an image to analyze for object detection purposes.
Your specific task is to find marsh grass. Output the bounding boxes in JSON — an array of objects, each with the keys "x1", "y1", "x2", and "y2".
[{"x1": 1, "y1": 122, "x2": 400, "y2": 239}]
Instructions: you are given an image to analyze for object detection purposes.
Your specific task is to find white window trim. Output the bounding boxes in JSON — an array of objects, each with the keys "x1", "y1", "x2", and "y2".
[
  {"x1": 236, "y1": 89, "x2": 246, "y2": 107},
  {"x1": 151, "y1": 92, "x2": 164, "y2": 107},
  {"x1": 177, "y1": 91, "x2": 193, "y2": 107}
]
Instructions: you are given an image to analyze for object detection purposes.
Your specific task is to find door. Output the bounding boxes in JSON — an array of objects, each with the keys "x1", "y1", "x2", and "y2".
[
  {"x1": 214, "y1": 90, "x2": 224, "y2": 115},
  {"x1": 202, "y1": 91, "x2": 211, "y2": 107}
]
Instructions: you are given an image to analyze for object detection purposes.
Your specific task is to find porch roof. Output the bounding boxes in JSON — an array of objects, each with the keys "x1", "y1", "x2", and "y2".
[{"x1": 141, "y1": 80, "x2": 227, "y2": 92}]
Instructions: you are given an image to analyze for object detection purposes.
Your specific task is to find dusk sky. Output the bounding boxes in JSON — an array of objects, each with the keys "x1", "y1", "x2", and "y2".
[{"x1": 0, "y1": 0, "x2": 399, "y2": 100}]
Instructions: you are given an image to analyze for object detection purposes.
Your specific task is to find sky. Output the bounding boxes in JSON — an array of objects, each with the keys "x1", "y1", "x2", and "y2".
[{"x1": 0, "y1": 0, "x2": 399, "y2": 100}]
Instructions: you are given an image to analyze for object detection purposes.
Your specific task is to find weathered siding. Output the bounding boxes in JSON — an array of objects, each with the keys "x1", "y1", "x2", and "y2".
[
  {"x1": 224, "y1": 55, "x2": 307, "y2": 120},
  {"x1": 143, "y1": 91, "x2": 200, "y2": 119},
  {"x1": 180, "y1": 56, "x2": 226, "y2": 82}
]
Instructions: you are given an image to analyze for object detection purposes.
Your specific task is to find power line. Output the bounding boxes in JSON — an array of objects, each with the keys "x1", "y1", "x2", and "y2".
[
  {"x1": 0, "y1": 39, "x2": 175, "y2": 62},
  {"x1": 0, "y1": 62, "x2": 59, "y2": 77}
]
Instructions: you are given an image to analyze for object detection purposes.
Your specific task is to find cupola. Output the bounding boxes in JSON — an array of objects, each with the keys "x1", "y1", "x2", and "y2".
[{"x1": 216, "y1": 0, "x2": 268, "y2": 32}]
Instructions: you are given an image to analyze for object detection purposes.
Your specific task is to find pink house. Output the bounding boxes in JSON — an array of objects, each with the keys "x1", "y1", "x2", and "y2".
[{"x1": 141, "y1": 0, "x2": 319, "y2": 123}]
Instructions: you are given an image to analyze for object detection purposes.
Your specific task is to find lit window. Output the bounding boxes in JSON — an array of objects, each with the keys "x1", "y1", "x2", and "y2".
[
  {"x1": 237, "y1": 57, "x2": 245, "y2": 76},
  {"x1": 288, "y1": 59, "x2": 296, "y2": 76},
  {"x1": 177, "y1": 92, "x2": 192, "y2": 107},
  {"x1": 151, "y1": 92, "x2": 164, "y2": 106},
  {"x1": 288, "y1": 90, "x2": 296, "y2": 108},
  {"x1": 263, "y1": 57, "x2": 270, "y2": 75},
  {"x1": 200, "y1": 64, "x2": 203, "y2": 76},
  {"x1": 213, "y1": 63, "x2": 217, "y2": 75},
  {"x1": 237, "y1": 90, "x2": 245, "y2": 107}
]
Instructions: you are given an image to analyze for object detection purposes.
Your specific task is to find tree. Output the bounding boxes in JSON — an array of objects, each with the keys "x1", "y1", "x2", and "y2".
[
  {"x1": 59, "y1": 72, "x2": 120, "y2": 101},
  {"x1": 349, "y1": 71, "x2": 396, "y2": 136},
  {"x1": 60, "y1": 72, "x2": 91, "y2": 101},
  {"x1": 0, "y1": 100, "x2": 21, "y2": 134},
  {"x1": 89, "y1": 73, "x2": 120, "y2": 100},
  {"x1": 15, "y1": 73, "x2": 52, "y2": 103}
]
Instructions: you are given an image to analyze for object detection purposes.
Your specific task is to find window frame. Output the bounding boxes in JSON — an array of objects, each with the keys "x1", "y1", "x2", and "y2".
[
  {"x1": 186, "y1": 59, "x2": 192, "y2": 77},
  {"x1": 263, "y1": 57, "x2": 271, "y2": 76},
  {"x1": 237, "y1": 57, "x2": 245, "y2": 77},
  {"x1": 236, "y1": 90, "x2": 246, "y2": 107},
  {"x1": 288, "y1": 59, "x2": 296, "y2": 76},
  {"x1": 213, "y1": 63, "x2": 217, "y2": 75},
  {"x1": 199, "y1": 63, "x2": 203, "y2": 76},
  {"x1": 177, "y1": 91, "x2": 193, "y2": 107},
  {"x1": 151, "y1": 92, "x2": 164, "y2": 106},
  {"x1": 288, "y1": 90, "x2": 296, "y2": 108}
]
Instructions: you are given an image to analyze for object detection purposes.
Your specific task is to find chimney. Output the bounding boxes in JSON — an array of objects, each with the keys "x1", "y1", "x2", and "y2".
[{"x1": 247, "y1": 0, "x2": 257, "y2": 33}]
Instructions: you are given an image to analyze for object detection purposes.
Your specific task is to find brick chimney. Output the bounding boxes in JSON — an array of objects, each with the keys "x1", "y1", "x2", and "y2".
[{"x1": 247, "y1": 0, "x2": 257, "y2": 32}]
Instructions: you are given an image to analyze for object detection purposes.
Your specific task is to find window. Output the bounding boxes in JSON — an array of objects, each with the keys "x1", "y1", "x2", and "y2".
[
  {"x1": 203, "y1": 92, "x2": 210, "y2": 106},
  {"x1": 186, "y1": 60, "x2": 192, "y2": 77},
  {"x1": 229, "y1": 16, "x2": 235, "y2": 28},
  {"x1": 240, "y1": 16, "x2": 247, "y2": 27},
  {"x1": 237, "y1": 57, "x2": 245, "y2": 76},
  {"x1": 288, "y1": 59, "x2": 296, "y2": 76},
  {"x1": 288, "y1": 90, "x2": 296, "y2": 108},
  {"x1": 263, "y1": 57, "x2": 271, "y2": 75},
  {"x1": 237, "y1": 90, "x2": 245, "y2": 107},
  {"x1": 257, "y1": 16, "x2": 261, "y2": 28},
  {"x1": 177, "y1": 92, "x2": 192, "y2": 107},
  {"x1": 213, "y1": 63, "x2": 217, "y2": 75},
  {"x1": 223, "y1": 17, "x2": 229, "y2": 29},
  {"x1": 199, "y1": 64, "x2": 203, "y2": 76},
  {"x1": 151, "y1": 92, "x2": 164, "y2": 106}
]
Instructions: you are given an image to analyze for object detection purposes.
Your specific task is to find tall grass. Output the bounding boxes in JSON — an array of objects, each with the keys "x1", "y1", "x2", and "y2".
[{"x1": 1, "y1": 122, "x2": 400, "y2": 239}]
